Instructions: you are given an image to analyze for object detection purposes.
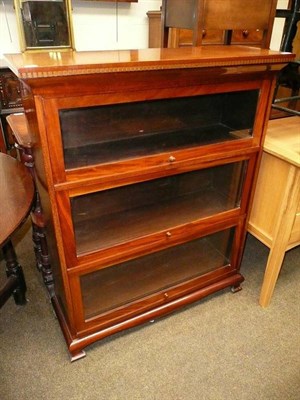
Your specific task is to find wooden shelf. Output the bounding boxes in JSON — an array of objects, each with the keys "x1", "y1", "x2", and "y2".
[
  {"x1": 5, "y1": 46, "x2": 293, "y2": 359},
  {"x1": 64, "y1": 124, "x2": 248, "y2": 169},
  {"x1": 72, "y1": 163, "x2": 245, "y2": 255},
  {"x1": 74, "y1": 189, "x2": 235, "y2": 255},
  {"x1": 60, "y1": 90, "x2": 258, "y2": 170},
  {"x1": 81, "y1": 231, "x2": 233, "y2": 319}
]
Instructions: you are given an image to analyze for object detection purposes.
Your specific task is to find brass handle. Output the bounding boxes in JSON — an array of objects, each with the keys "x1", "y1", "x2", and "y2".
[
  {"x1": 202, "y1": 29, "x2": 207, "y2": 38},
  {"x1": 169, "y1": 155, "x2": 176, "y2": 163},
  {"x1": 242, "y1": 30, "x2": 249, "y2": 38},
  {"x1": 166, "y1": 231, "x2": 172, "y2": 238},
  {"x1": 164, "y1": 292, "x2": 169, "y2": 299}
]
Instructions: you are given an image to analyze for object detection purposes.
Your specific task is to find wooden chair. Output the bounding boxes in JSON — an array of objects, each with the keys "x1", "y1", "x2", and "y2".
[
  {"x1": 6, "y1": 113, "x2": 54, "y2": 295},
  {"x1": 276, "y1": 0, "x2": 300, "y2": 52},
  {"x1": 161, "y1": 0, "x2": 277, "y2": 48}
]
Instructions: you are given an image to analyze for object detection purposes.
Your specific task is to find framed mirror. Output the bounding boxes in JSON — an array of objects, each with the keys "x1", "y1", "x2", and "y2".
[{"x1": 14, "y1": 0, "x2": 74, "y2": 51}]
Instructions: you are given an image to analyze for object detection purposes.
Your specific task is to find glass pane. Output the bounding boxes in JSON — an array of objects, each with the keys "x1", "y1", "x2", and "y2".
[
  {"x1": 60, "y1": 90, "x2": 258, "y2": 169},
  {"x1": 71, "y1": 162, "x2": 246, "y2": 255},
  {"x1": 81, "y1": 228, "x2": 235, "y2": 319},
  {"x1": 19, "y1": 0, "x2": 71, "y2": 48}
]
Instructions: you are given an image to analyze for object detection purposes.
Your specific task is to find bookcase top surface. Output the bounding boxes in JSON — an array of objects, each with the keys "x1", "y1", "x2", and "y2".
[{"x1": 4, "y1": 46, "x2": 294, "y2": 79}]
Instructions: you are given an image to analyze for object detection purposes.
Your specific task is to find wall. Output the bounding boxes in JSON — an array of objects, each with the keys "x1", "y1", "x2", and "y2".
[
  {"x1": 270, "y1": 0, "x2": 289, "y2": 50},
  {"x1": 72, "y1": 0, "x2": 161, "y2": 51},
  {"x1": 0, "y1": 0, "x2": 21, "y2": 55},
  {"x1": 0, "y1": 0, "x2": 161, "y2": 56},
  {"x1": 0, "y1": 0, "x2": 291, "y2": 56}
]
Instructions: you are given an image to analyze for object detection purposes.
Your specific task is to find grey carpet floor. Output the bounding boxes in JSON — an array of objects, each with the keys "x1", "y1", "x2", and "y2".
[{"x1": 0, "y1": 219, "x2": 299, "y2": 400}]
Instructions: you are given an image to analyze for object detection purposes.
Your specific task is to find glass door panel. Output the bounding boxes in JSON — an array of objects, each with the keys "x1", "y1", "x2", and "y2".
[
  {"x1": 60, "y1": 90, "x2": 258, "y2": 169},
  {"x1": 14, "y1": 0, "x2": 73, "y2": 51},
  {"x1": 71, "y1": 161, "x2": 246, "y2": 255},
  {"x1": 81, "y1": 228, "x2": 234, "y2": 320}
]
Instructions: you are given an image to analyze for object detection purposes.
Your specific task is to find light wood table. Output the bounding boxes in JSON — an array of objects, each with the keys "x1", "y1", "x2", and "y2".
[{"x1": 248, "y1": 116, "x2": 300, "y2": 307}]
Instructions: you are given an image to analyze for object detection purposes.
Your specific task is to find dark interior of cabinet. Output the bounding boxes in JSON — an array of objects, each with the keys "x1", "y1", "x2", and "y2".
[
  {"x1": 60, "y1": 90, "x2": 259, "y2": 169},
  {"x1": 80, "y1": 228, "x2": 235, "y2": 320},
  {"x1": 71, "y1": 162, "x2": 246, "y2": 255}
]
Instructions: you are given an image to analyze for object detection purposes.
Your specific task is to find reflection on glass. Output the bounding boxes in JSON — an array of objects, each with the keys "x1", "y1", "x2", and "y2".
[{"x1": 15, "y1": 0, "x2": 72, "y2": 50}]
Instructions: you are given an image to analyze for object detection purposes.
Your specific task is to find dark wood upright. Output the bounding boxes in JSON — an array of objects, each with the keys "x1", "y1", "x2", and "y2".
[{"x1": 6, "y1": 113, "x2": 54, "y2": 293}]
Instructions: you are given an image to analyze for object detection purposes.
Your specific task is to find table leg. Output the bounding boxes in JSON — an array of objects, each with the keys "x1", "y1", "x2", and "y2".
[
  {"x1": 0, "y1": 239, "x2": 27, "y2": 307},
  {"x1": 259, "y1": 166, "x2": 300, "y2": 307}
]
